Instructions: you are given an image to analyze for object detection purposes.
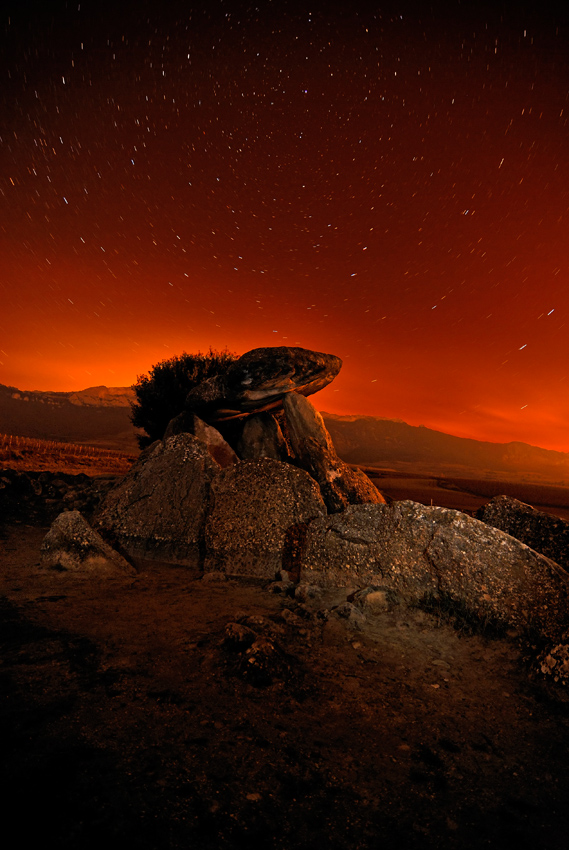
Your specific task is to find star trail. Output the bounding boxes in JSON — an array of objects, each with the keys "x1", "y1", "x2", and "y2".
[{"x1": 2, "y1": 1, "x2": 569, "y2": 449}]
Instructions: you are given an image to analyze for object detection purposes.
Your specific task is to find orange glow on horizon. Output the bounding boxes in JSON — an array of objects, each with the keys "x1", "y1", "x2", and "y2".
[{"x1": 3, "y1": 5, "x2": 569, "y2": 455}]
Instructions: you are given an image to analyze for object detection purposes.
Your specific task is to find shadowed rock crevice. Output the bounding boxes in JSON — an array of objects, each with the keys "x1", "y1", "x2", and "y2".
[{"x1": 281, "y1": 521, "x2": 312, "y2": 584}]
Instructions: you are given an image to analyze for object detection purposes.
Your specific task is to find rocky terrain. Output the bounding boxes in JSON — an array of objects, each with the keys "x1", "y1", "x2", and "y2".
[
  {"x1": 2, "y1": 510, "x2": 569, "y2": 849},
  {"x1": 3, "y1": 346, "x2": 569, "y2": 848}
]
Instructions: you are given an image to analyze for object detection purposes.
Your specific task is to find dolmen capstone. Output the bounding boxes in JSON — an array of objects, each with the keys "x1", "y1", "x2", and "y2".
[{"x1": 185, "y1": 345, "x2": 342, "y2": 421}]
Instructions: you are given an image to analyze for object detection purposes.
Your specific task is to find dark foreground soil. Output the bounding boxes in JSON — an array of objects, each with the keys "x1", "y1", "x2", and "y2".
[{"x1": 1, "y1": 520, "x2": 569, "y2": 849}]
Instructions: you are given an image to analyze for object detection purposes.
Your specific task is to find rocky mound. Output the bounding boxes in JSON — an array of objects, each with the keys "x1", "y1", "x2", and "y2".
[{"x1": 37, "y1": 346, "x2": 569, "y2": 665}]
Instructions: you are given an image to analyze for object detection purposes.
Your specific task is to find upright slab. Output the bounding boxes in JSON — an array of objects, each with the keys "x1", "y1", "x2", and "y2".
[
  {"x1": 95, "y1": 433, "x2": 220, "y2": 566},
  {"x1": 204, "y1": 458, "x2": 326, "y2": 579}
]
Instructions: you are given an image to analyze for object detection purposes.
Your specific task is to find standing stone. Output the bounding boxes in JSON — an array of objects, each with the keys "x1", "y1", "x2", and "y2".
[
  {"x1": 236, "y1": 412, "x2": 288, "y2": 461},
  {"x1": 204, "y1": 459, "x2": 326, "y2": 579},
  {"x1": 185, "y1": 346, "x2": 342, "y2": 421},
  {"x1": 299, "y1": 500, "x2": 569, "y2": 642},
  {"x1": 477, "y1": 495, "x2": 569, "y2": 572},
  {"x1": 94, "y1": 434, "x2": 220, "y2": 566},
  {"x1": 283, "y1": 392, "x2": 385, "y2": 513},
  {"x1": 41, "y1": 511, "x2": 135, "y2": 576},
  {"x1": 163, "y1": 411, "x2": 238, "y2": 468}
]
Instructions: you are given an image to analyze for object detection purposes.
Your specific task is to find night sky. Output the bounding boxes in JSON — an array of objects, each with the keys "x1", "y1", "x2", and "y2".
[{"x1": 2, "y1": 1, "x2": 569, "y2": 450}]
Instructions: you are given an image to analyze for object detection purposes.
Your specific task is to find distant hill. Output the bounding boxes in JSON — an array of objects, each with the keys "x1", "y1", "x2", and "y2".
[
  {"x1": 2, "y1": 382, "x2": 568, "y2": 483},
  {"x1": 0, "y1": 383, "x2": 139, "y2": 451},
  {"x1": 322, "y1": 413, "x2": 569, "y2": 485}
]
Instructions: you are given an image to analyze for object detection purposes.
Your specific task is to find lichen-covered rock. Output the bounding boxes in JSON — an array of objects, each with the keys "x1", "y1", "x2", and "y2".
[
  {"x1": 477, "y1": 495, "x2": 569, "y2": 572},
  {"x1": 185, "y1": 345, "x2": 342, "y2": 422},
  {"x1": 41, "y1": 511, "x2": 135, "y2": 576},
  {"x1": 283, "y1": 392, "x2": 385, "y2": 513},
  {"x1": 300, "y1": 501, "x2": 569, "y2": 642},
  {"x1": 204, "y1": 459, "x2": 326, "y2": 579},
  {"x1": 163, "y1": 411, "x2": 238, "y2": 468},
  {"x1": 539, "y1": 639, "x2": 569, "y2": 685},
  {"x1": 94, "y1": 434, "x2": 220, "y2": 566}
]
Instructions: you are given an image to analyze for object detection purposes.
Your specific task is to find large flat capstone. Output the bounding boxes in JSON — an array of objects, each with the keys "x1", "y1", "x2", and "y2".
[
  {"x1": 94, "y1": 433, "x2": 220, "y2": 566},
  {"x1": 299, "y1": 500, "x2": 569, "y2": 642},
  {"x1": 185, "y1": 346, "x2": 342, "y2": 421},
  {"x1": 204, "y1": 458, "x2": 326, "y2": 579}
]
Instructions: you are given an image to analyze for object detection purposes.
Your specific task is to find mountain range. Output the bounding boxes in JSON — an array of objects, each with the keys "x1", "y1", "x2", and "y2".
[
  {"x1": 322, "y1": 413, "x2": 569, "y2": 484},
  {"x1": 1, "y1": 383, "x2": 568, "y2": 483},
  {"x1": 0, "y1": 383, "x2": 139, "y2": 451}
]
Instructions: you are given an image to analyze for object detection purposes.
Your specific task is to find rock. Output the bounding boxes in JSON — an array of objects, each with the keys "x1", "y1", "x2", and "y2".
[
  {"x1": 332, "y1": 601, "x2": 366, "y2": 629},
  {"x1": 477, "y1": 495, "x2": 569, "y2": 572},
  {"x1": 267, "y1": 576, "x2": 295, "y2": 595},
  {"x1": 539, "y1": 639, "x2": 569, "y2": 685},
  {"x1": 40, "y1": 511, "x2": 135, "y2": 576},
  {"x1": 223, "y1": 622, "x2": 257, "y2": 651},
  {"x1": 236, "y1": 412, "x2": 288, "y2": 461},
  {"x1": 349, "y1": 586, "x2": 401, "y2": 614},
  {"x1": 203, "y1": 459, "x2": 326, "y2": 579},
  {"x1": 185, "y1": 346, "x2": 342, "y2": 421},
  {"x1": 164, "y1": 411, "x2": 238, "y2": 468},
  {"x1": 299, "y1": 501, "x2": 569, "y2": 642},
  {"x1": 283, "y1": 392, "x2": 385, "y2": 513},
  {"x1": 200, "y1": 571, "x2": 228, "y2": 583},
  {"x1": 294, "y1": 584, "x2": 325, "y2": 603},
  {"x1": 241, "y1": 637, "x2": 285, "y2": 685},
  {"x1": 94, "y1": 434, "x2": 220, "y2": 566}
]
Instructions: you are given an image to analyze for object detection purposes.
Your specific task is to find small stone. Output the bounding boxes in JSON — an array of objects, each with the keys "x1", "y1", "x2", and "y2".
[
  {"x1": 294, "y1": 584, "x2": 324, "y2": 602},
  {"x1": 223, "y1": 622, "x2": 257, "y2": 651},
  {"x1": 333, "y1": 602, "x2": 366, "y2": 629},
  {"x1": 241, "y1": 637, "x2": 285, "y2": 685},
  {"x1": 201, "y1": 571, "x2": 228, "y2": 583}
]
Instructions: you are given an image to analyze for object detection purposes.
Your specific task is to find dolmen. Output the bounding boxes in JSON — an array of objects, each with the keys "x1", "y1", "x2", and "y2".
[{"x1": 42, "y1": 345, "x2": 569, "y2": 661}]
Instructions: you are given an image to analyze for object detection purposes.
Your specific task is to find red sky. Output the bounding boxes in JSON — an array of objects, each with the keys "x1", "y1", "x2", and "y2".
[{"x1": 2, "y1": 1, "x2": 569, "y2": 451}]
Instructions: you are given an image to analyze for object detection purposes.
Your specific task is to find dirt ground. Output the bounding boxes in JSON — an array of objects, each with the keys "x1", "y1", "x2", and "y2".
[{"x1": 2, "y1": 514, "x2": 569, "y2": 849}]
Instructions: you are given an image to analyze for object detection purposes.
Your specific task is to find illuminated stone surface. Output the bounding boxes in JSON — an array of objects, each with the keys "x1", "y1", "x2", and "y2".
[
  {"x1": 300, "y1": 501, "x2": 569, "y2": 642},
  {"x1": 41, "y1": 510, "x2": 135, "y2": 576}
]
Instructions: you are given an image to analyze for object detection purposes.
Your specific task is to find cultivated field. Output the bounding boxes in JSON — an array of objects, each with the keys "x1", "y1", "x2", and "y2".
[{"x1": 0, "y1": 433, "x2": 137, "y2": 475}]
